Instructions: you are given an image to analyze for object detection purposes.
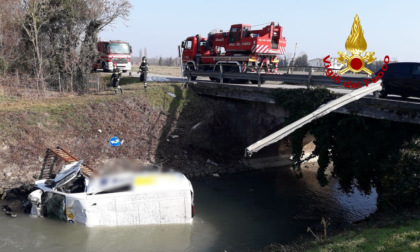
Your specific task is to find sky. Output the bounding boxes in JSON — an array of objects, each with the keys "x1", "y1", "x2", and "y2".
[{"x1": 100, "y1": 0, "x2": 420, "y2": 62}]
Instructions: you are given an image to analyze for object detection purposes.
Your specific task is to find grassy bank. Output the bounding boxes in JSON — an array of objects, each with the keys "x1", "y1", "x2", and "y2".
[
  {"x1": 311, "y1": 219, "x2": 420, "y2": 251},
  {"x1": 0, "y1": 79, "x2": 207, "y2": 191},
  {"x1": 0, "y1": 76, "x2": 248, "y2": 194},
  {"x1": 263, "y1": 211, "x2": 420, "y2": 252}
]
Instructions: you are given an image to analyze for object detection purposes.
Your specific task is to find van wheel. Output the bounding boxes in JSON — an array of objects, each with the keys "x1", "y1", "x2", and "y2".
[{"x1": 378, "y1": 86, "x2": 387, "y2": 98}]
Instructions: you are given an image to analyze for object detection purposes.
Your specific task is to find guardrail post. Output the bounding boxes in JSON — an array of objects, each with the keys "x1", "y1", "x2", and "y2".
[
  {"x1": 307, "y1": 67, "x2": 312, "y2": 89},
  {"x1": 188, "y1": 68, "x2": 191, "y2": 82},
  {"x1": 219, "y1": 65, "x2": 223, "y2": 84},
  {"x1": 258, "y1": 72, "x2": 261, "y2": 87}
]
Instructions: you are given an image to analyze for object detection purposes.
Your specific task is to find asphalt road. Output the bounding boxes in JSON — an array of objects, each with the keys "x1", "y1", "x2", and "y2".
[{"x1": 116, "y1": 70, "x2": 420, "y2": 104}]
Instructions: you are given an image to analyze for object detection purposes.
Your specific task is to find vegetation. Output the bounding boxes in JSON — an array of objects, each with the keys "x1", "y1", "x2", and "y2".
[
  {"x1": 272, "y1": 88, "x2": 420, "y2": 210},
  {"x1": 263, "y1": 213, "x2": 420, "y2": 252},
  {"x1": 0, "y1": 0, "x2": 132, "y2": 93}
]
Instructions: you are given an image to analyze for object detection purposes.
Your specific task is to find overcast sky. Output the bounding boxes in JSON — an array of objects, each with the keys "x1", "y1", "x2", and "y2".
[{"x1": 100, "y1": 0, "x2": 419, "y2": 62}]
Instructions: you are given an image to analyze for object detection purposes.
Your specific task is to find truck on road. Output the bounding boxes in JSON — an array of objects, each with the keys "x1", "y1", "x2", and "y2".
[
  {"x1": 180, "y1": 22, "x2": 286, "y2": 83},
  {"x1": 93, "y1": 40, "x2": 132, "y2": 72}
]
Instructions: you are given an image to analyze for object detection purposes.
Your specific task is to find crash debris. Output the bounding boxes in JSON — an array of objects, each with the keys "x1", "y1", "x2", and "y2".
[{"x1": 28, "y1": 147, "x2": 195, "y2": 227}]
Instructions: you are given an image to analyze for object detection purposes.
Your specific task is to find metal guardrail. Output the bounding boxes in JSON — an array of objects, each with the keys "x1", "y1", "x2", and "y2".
[{"x1": 185, "y1": 66, "x2": 370, "y2": 88}]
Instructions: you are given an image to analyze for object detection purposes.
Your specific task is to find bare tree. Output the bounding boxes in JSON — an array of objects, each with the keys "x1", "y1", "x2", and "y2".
[
  {"x1": 76, "y1": 0, "x2": 132, "y2": 92},
  {"x1": 18, "y1": 0, "x2": 59, "y2": 91}
]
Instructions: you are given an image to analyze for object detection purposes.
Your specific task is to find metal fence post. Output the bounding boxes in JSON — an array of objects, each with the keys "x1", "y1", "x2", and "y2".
[
  {"x1": 188, "y1": 67, "x2": 191, "y2": 82},
  {"x1": 307, "y1": 67, "x2": 312, "y2": 89},
  {"x1": 97, "y1": 74, "x2": 100, "y2": 92},
  {"x1": 258, "y1": 72, "x2": 261, "y2": 87},
  {"x1": 219, "y1": 65, "x2": 223, "y2": 84}
]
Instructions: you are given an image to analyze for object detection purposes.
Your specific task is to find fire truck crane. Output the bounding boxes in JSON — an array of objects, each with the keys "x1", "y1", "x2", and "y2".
[{"x1": 180, "y1": 22, "x2": 286, "y2": 83}]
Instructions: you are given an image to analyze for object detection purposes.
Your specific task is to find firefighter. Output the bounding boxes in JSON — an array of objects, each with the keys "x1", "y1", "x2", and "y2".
[
  {"x1": 139, "y1": 56, "x2": 149, "y2": 89},
  {"x1": 110, "y1": 63, "x2": 123, "y2": 94}
]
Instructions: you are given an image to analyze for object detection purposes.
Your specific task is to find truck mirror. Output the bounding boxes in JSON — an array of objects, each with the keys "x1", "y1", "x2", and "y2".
[
  {"x1": 178, "y1": 45, "x2": 181, "y2": 58},
  {"x1": 129, "y1": 46, "x2": 132, "y2": 53},
  {"x1": 181, "y1": 41, "x2": 185, "y2": 48}
]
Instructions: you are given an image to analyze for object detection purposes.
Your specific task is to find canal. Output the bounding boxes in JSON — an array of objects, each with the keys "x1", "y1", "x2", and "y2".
[{"x1": 0, "y1": 165, "x2": 376, "y2": 252}]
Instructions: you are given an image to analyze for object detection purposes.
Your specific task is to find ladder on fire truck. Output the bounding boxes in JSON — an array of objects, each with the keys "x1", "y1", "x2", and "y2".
[{"x1": 39, "y1": 146, "x2": 98, "y2": 179}]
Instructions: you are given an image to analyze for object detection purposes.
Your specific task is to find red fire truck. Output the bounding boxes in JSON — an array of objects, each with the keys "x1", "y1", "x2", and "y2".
[
  {"x1": 93, "y1": 40, "x2": 132, "y2": 72},
  {"x1": 180, "y1": 22, "x2": 286, "y2": 82}
]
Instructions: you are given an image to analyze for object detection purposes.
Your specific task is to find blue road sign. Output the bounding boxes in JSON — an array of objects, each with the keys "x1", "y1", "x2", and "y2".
[{"x1": 109, "y1": 137, "x2": 121, "y2": 147}]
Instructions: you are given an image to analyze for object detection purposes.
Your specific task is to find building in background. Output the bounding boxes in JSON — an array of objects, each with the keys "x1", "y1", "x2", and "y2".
[{"x1": 309, "y1": 57, "x2": 344, "y2": 72}]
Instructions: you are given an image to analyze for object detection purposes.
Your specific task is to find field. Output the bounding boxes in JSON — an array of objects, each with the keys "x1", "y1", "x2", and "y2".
[{"x1": 131, "y1": 65, "x2": 183, "y2": 77}]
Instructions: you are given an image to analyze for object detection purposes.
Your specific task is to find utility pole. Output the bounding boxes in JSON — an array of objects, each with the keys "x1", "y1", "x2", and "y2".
[{"x1": 289, "y1": 42, "x2": 298, "y2": 74}]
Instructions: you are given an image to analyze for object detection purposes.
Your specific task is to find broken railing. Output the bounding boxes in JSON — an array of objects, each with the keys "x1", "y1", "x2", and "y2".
[{"x1": 244, "y1": 80, "x2": 383, "y2": 157}]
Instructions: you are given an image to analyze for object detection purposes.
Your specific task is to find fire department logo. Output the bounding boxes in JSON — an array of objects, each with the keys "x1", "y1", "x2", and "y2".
[{"x1": 337, "y1": 14, "x2": 376, "y2": 75}]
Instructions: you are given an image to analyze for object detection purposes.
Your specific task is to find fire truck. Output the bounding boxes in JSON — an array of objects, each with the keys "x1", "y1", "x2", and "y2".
[
  {"x1": 180, "y1": 22, "x2": 286, "y2": 82},
  {"x1": 93, "y1": 40, "x2": 132, "y2": 72}
]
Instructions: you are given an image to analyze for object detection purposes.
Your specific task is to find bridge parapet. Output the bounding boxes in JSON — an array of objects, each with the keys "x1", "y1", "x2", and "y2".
[{"x1": 187, "y1": 81, "x2": 420, "y2": 125}]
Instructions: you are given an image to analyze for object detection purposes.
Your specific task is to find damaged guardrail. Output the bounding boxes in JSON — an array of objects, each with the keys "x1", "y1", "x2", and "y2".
[{"x1": 244, "y1": 81, "x2": 383, "y2": 157}]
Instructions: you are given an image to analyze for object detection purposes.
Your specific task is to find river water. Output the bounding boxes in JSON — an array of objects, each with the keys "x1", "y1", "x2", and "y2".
[{"x1": 0, "y1": 165, "x2": 376, "y2": 252}]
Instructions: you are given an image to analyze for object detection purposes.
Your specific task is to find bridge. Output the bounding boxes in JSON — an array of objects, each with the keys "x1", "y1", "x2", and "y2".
[{"x1": 185, "y1": 70, "x2": 420, "y2": 126}]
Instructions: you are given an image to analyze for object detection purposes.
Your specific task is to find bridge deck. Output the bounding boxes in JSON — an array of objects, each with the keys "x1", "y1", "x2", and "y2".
[{"x1": 187, "y1": 80, "x2": 420, "y2": 125}]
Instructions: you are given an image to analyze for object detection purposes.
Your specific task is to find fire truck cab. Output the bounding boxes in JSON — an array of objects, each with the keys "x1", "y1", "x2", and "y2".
[{"x1": 93, "y1": 41, "x2": 132, "y2": 72}]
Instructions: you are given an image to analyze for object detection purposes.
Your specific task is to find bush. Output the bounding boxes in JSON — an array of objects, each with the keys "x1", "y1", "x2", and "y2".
[{"x1": 0, "y1": 57, "x2": 8, "y2": 73}]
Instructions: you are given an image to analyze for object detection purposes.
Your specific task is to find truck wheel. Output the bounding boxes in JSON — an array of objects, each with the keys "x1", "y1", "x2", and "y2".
[
  {"x1": 228, "y1": 67, "x2": 248, "y2": 84},
  {"x1": 102, "y1": 62, "x2": 108, "y2": 72},
  {"x1": 250, "y1": 70, "x2": 266, "y2": 85}
]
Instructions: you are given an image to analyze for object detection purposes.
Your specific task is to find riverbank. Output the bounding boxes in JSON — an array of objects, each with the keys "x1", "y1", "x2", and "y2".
[
  {"x1": 0, "y1": 79, "x2": 256, "y2": 198},
  {"x1": 262, "y1": 209, "x2": 420, "y2": 252}
]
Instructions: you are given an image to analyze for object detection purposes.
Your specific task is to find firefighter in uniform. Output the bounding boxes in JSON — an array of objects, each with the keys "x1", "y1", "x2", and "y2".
[
  {"x1": 139, "y1": 56, "x2": 149, "y2": 89},
  {"x1": 110, "y1": 63, "x2": 123, "y2": 94}
]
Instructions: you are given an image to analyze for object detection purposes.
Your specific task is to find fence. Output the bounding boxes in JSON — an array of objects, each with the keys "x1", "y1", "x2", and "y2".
[{"x1": 45, "y1": 72, "x2": 106, "y2": 93}]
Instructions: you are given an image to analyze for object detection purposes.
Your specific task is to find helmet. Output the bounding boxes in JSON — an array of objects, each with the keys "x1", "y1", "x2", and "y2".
[{"x1": 142, "y1": 56, "x2": 147, "y2": 62}]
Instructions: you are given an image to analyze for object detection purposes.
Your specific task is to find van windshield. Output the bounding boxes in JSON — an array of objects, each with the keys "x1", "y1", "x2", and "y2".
[{"x1": 108, "y1": 43, "x2": 130, "y2": 54}]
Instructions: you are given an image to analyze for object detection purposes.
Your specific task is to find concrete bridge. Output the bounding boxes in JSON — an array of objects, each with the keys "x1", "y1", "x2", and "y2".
[{"x1": 186, "y1": 80, "x2": 420, "y2": 125}]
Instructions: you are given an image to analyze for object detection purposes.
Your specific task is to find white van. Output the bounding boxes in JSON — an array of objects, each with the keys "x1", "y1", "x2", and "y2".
[{"x1": 29, "y1": 161, "x2": 195, "y2": 227}]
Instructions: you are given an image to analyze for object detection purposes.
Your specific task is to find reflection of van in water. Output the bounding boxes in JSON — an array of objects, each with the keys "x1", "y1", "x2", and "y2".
[
  {"x1": 376, "y1": 63, "x2": 420, "y2": 98},
  {"x1": 92, "y1": 41, "x2": 132, "y2": 72},
  {"x1": 29, "y1": 161, "x2": 195, "y2": 227}
]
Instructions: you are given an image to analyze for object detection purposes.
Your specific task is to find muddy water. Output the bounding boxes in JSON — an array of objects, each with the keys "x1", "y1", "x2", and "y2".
[{"x1": 0, "y1": 165, "x2": 376, "y2": 252}]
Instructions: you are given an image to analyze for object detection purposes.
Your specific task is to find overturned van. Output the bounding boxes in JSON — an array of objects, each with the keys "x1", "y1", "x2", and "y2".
[{"x1": 29, "y1": 161, "x2": 195, "y2": 227}]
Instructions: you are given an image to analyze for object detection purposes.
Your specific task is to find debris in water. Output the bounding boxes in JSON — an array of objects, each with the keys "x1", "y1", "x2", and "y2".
[
  {"x1": 212, "y1": 173, "x2": 220, "y2": 178},
  {"x1": 191, "y1": 121, "x2": 203, "y2": 130},
  {"x1": 170, "y1": 135, "x2": 179, "y2": 139},
  {"x1": 207, "y1": 159, "x2": 218, "y2": 167},
  {"x1": 2, "y1": 205, "x2": 17, "y2": 218}
]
